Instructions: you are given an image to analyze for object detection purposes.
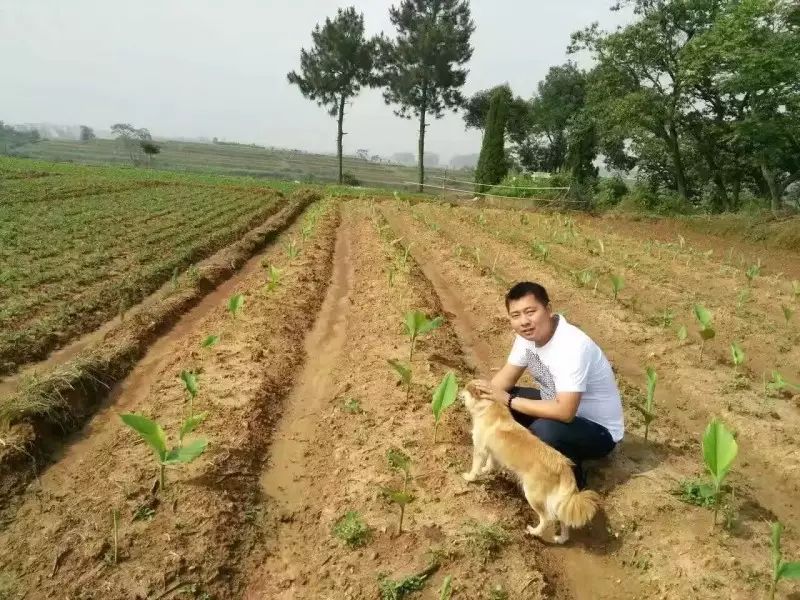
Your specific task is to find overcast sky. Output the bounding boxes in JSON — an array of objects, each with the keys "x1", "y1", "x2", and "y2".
[{"x1": 1, "y1": 1, "x2": 632, "y2": 161}]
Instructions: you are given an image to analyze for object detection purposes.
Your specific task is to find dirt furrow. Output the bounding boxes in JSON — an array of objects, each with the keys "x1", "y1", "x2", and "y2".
[{"x1": 0, "y1": 200, "x2": 339, "y2": 599}]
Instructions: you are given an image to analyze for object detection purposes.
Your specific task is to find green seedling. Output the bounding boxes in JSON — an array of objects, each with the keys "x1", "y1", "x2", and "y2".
[
  {"x1": 792, "y1": 280, "x2": 800, "y2": 301},
  {"x1": 702, "y1": 419, "x2": 738, "y2": 528},
  {"x1": 634, "y1": 367, "x2": 657, "y2": 441},
  {"x1": 465, "y1": 520, "x2": 510, "y2": 563},
  {"x1": 677, "y1": 324, "x2": 688, "y2": 342},
  {"x1": 180, "y1": 369, "x2": 199, "y2": 417},
  {"x1": 332, "y1": 510, "x2": 371, "y2": 548},
  {"x1": 532, "y1": 242, "x2": 549, "y2": 261},
  {"x1": 382, "y1": 448, "x2": 415, "y2": 535},
  {"x1": 378, "y1": 562, "x2": 439, "y2": 600},
  {"x1": 227, "y1": 293, "x2": 244, "y2": 318},
  {"x1": 431, "y1": 371, "x2": 458, "y2": 443},
  {"x1": 387, "y1": 359, "x2": 413, "y2": 403},
  {"x1": 477, "y1": 212, "x2": 487, "y2": 226},
  {"x1": 438, "y1": 576, "x2": 452, "y2": 600},
  {"x1": 284, "y1": 238, "x2": 300, "y2": 259},
  {"x1": 342, "y1": 397, "x2": 363, "y2": 414},
  {"x1": 730, "y1": 342, "x2": 745, "y2": 373},
  {"x1": 610, "y1": 274, "x2": 625, "y2": 301},
  {"x1": 402, "y1": 310, "x2": 444, "y2": 362},
  {"x1": 120, "y1": 412, "x2": 208, "y2": 492},
  {"x1": 782, "y1": 305, "x2": 794, "y2": 326},
  {"x1": 767, "y1": 370, "x2": 800, "y2": 397},
  {"x1": 769, "y1": 521, "x2": 800, "y2": 600},
  {"x1": 736, "y1": 288, "x2": 750, "y2": 312},
  {"x1": 200, "y1": 334, "x2": 219, "y2": 349},
  {"x1": 574, "y1": 269, "x2": 594, "y2": 288},
  {"x1": 745, "y1": 260, "x2": 761, "y2": 285},
  {"x1": 264, "y1": 265, "x2": 282, "y2": 292},
  {"x1": 693, "y1": 304, "x2": 715, "y2": 360}
]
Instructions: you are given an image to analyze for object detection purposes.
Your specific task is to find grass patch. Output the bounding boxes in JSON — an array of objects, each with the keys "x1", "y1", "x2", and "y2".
[{"x1": 332, "y1": 510, "x2": 371, "y2": 548}]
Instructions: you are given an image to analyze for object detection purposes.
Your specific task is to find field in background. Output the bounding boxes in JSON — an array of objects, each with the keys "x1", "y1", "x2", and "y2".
[{"x1": 11, "y1": 138, "x2": 463, "y2": 190}]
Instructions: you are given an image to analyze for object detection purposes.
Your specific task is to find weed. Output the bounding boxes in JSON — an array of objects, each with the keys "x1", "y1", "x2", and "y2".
[
  {"x1": 438, "y1": 576, "x2": 453, "y2": 600},
  {"x1": 342, "y1": 397, "x2": 363, "y2": 414},
  {"x1": 378, "y1": 562, "x2": 439, "y2": 600},
  {"x1": 464, "y1": 521, "x2": 510, "y2": 562},
  {"x1": 431, "y1": 372, "x2": 458, "y2": 443},
  {"x1": 769, "y1": 521, "x2": 800, "y2": 600},
  {"x1": 332, "y1": 511, "x2": 371, "y2": 548},
  {"x1": 120, "y1": 412, "x2": 208, "y2": 492},
  {"x1": 200, "y1": 334, "x2": 219, "y2": 349}
]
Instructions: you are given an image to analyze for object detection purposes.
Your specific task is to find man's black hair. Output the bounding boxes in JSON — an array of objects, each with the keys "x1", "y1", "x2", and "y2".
[{"x1": 505, "y1": 281, "x2": 550, "y2": 311}]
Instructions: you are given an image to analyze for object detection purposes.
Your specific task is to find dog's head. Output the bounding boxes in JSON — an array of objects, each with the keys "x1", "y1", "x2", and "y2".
[{"x1": 459, "y1": 379, "x2": 491, "y2": 414}]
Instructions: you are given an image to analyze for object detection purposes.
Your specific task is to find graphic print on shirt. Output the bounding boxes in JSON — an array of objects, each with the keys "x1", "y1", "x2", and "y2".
[{"x1": 524, "y1": 348, "x2": 556, "y2": 400}]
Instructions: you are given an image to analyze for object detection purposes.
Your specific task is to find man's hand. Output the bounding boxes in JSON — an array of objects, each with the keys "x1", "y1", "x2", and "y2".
[{"x1": 473, "y1": 379, "x2": 510, "y2": 405}]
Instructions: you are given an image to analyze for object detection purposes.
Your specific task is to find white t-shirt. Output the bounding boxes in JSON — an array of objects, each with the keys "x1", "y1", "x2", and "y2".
[{"x1": 507, "y1": 314, "x2": 625, "y2": 442}]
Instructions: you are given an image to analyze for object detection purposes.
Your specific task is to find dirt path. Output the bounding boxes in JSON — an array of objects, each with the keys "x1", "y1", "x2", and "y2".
[
  {"x1": 382, "y1": 207, "x2": 641, "y2": 600},
  {"x1": 0, "y1": 200, "x2": 339, "y2": 599}
]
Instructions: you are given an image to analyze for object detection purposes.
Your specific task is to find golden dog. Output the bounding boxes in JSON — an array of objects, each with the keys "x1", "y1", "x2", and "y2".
[{"x1": 460, "y1": 380, "x2": 600, "y2": 544}]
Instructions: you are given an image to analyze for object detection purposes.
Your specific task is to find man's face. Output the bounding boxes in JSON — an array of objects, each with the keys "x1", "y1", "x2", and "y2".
[{"x1": 507, "y1": 294, "x2": 553, "y2": 345}]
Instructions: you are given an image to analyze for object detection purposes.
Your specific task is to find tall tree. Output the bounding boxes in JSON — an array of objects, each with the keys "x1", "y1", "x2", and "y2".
[
  {"x1": 79, "y1": 125, "x2": 95, "y2": 142},
  {"x1": 287, "y1": 7, "x2": 378, "y2": 184},
  {"x1": 379, "y1": 0, "x2": 475, "y2": 191},
  {"x1": 111, "y1": 123, "x2": 151, "y2": 165},
  {"x1": 474, "y1": 88, "x2": 509, "y2": 192}
]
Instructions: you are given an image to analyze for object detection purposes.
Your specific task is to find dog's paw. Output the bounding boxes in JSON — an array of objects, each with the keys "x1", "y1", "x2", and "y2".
[
  {"x1": 553, "y1": 533, "x2": 569, "y2": 544},
  {"x1": 461, "y1": 472, "x2": 478, "y2": 482},
  {"x1": 525, "y1": 525, "x2": 544, "y2": 538}
]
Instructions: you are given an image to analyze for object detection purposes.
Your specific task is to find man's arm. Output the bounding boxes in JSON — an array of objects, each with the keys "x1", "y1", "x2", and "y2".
[
  {"x1": 509, "y1": 391, "x2": 581, "y2": 423},
  {"x1": 490, "y1": 363, "x2": 526, "y2": 392}
]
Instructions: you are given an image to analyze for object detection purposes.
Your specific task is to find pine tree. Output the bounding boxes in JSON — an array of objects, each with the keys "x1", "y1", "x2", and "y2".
[
  {"x1": 287, "y1": 7, "x2": 378, "y2": 184},
  {"x1": 474, "y1": 88, "x2": 509, "y2": 193},
  {"x1": 378, "y1": 0, "x2": 475, "y2": 192}
]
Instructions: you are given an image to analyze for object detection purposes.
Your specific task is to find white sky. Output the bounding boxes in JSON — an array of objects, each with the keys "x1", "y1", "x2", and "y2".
[{"x1": 0, "y1": 1, "x2": 632, "y2": 161}]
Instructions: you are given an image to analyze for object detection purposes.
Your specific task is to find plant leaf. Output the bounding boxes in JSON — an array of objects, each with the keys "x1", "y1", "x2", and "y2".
[
  {"x1": 693, "y1": 304, "x2": 712, "y2": 328},
  {"x1": 778, "y1": 561, "x2": 800, "y2": 580},
  {"x1": 702, "y1": 419, "x2": 738, "y2": 486},
  {"x1": 121, "y1": 413, "x2": 167, "y2": 460},
  {"x1": 201, "y1": 334, "x2": 220, "y2": 348},
  {"x1": 731, "y1": 342, "x2": 744, "y2": 365},
  {"x1": 431, "y1": 371, "x2": 458, "y2": 422},
  {"x1": 164, "y1": 438, "x2": 208, "y2": 464},
  {"x1": 228, "y1": 293, "x2": 244, "y2": 316},
  {"x1": 387, "y1": 447, "x2": 411, "y2": 475},
  {"x1": 439, "y1": 575, "x2": 453, "y2": 600},
  {"x1": 645, "y1": 367, "x2": 657, "y2": 409},
  {"x1": 179, "y1": 412, "x2": 208, "y2": 442},
  {"x1": 417, "y1": 315, "x2": 444, "y2": 336},
  {"x1": 180, "y1": 369, "x2": 199, "y2": 397},
  {"x1": 380, "y1": 487, "x2": 415, "y2": 506},
  {"x1": 677, "y1": 324, "x2": 687, "y2": 341},
  {"x1": 771, "y1": 522, "x2": 784, "y2": 571},
  {"x1": 387, "y1": 359, "x2": 412, "y2": 386}
]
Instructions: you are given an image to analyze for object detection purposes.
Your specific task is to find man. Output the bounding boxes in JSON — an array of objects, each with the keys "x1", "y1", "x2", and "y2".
[{"x1": 474, "y1": 281, "x2": 624, "y2": 489}]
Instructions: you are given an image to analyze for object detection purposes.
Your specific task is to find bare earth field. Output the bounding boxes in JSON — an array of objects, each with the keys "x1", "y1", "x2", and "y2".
[{"x1": 1, "y1": 188, "x2": 799, "y2": 599}]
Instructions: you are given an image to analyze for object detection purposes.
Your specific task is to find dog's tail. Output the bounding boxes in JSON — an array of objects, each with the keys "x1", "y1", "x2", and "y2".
[{"x1": 555, "y1": 474, "x2": 600, "y2": 528}]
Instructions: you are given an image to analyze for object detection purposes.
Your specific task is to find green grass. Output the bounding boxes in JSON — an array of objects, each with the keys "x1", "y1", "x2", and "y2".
[{"x1": 331, "y1": 510, "x2": 371, "y2": 548}]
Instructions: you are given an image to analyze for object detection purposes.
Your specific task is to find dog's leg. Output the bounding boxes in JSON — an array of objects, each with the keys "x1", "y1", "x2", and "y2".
[
  {"x1": 462, "y1": 444, "x2": 489, "y2": 482},
  {"x1": 479, "y1": 453, "x2": 496, "y2": 475},
  {"x1": 521, "y1": 482, "x2": 549, "y2": 539},
  {"x1": 553, "y1": 523, "x2": 570, "y2": 545}
]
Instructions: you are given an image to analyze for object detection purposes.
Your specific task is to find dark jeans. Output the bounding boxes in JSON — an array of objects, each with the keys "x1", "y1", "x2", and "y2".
[{"x1": 509, "y1": 387, "x2": 616, "y2": 489}]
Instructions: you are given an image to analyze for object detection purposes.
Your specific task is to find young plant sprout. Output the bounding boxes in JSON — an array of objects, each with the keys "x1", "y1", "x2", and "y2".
[
  {"x1": 692, "y1": 304, "x2": 715, "y2": 359},
  {"x1": 265, "y1": 265, "x2": 282, "y2": 292},
  {"x1": 769, "y1": 521, "x2": 800, "y2": 600},
  {"x1": 610, "y1": 275, "x2": 624, "y2": 301},
  {"x1": 702, "y1": 419, "x2": 738, "y2": 528},
  {"x1": 200, "y1": 334, "x2": 219, "y2": 349},
  {"x1": 634, "y1": 367, "x2": 657, "y2": 441},
  {"x1": 228, "y1": 293, "x2": 244, "y2": 318},
  {"x1": 730, "y1": 342, "x2": 745, "y2": 373},
  {"x1": 792, "y1": 280, "x2": 800, "y2": 301},
  {"x1": 745, "y1": 260, "x2": 761, "y2": 285},
  {"x1": 387, "y1": 359, "x2": 413, "y2": 403},
  {"x1": 782, "y1": 305, "x2": 794, "y2": 326},
  {"x1": 431, "y1": 371, "x2": 458, "y2": 443},
  {"x1": 180, "y1": 369, "x2": 199, "y2": 417},
  {"x1": 284, "y1": 238, "x2": 300, "y2": 259},
  {"x1": 382, "y1": 448, "x2": 414, "y2": 535},
  {"x1": 402, "y1": 310, "x2": 444, "y2": 362},
  {"x1": 532, "y1": 242, "x2": 549, "y2": 261},
  {"x1": 120, "y1": 412, "x2": 208, "y2": 492}
]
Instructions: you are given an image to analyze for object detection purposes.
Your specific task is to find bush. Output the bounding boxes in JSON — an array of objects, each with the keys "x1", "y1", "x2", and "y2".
[
  {"x1": 342, "y1": 172, "x2": 361, "y2": 186},
  {"x1": 486, "y1": 173, "x2": 565, "y2": 200},
  {"x1": 594, "y1": 176, "x2": 629, "y2": 210}
]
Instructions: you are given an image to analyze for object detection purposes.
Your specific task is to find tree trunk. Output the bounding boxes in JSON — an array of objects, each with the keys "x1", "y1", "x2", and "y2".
[
  {"x1": 337, "y1": 95, "x2": 346, "y2": 185},
  {"x1": 666, "y1": 123, "x2": 689, "y2": 203},
  {"x1": 760, "y1": 161, "x2": 782, "y2": 212},
  {"x1": 417, "y1": 85, "x2": 428, "y2": 193}
]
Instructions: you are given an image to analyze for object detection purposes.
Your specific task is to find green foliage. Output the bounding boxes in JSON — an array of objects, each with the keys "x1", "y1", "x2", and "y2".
[
  {"x1": 402, "y1": 310, "x2": 444, "y2": 361},
  {"x1": 693, "y1": 304, "x2": 716, "y2": 359},
  {"x1": 378, "y1": 562, "x2": 439, "y2": 600},
  {"x1": 342, "y1": 397, "x2": 363, "y2": 414},
  {"x1": 610, "y1": 274, "x2": 624, "y2": 301},
  {"x1": 675, "y1": 479, "x2": 717, "y2": 508},
  {"x1": 284, "y1": 238, "x2": 300, "y2": 259},
  {"x1": 702, "y1": 419, "x2": 738, "y2": 527},
  {"x1": 464, "y1": 520, "x2": 510, "y2": 562},
  {"x1": 120, "y1": 413, "x2": 208, "y2": 492},
  {"x1": 634, "y1": 367, "x2": 657, "y2": 441},
  {"x1": 378, "y1": 0, "x2": 475, "y2": 190},
  {"x1": 438, "y1": 576, "x2": 453, "y2": 600},
  {"x1": 387, "y1": 359, "x2": 413, "y2": 403},
  {"x1": 532, "y1": 242, "x2": 549, "y2": 261},
  {"x1": 770, "y1": 521, "x2": 800, "y2": 600},
  {"x1": 730, "y1": 341, "x2": 745, "y2": 371},
  {"x1": 332, "y1": 510, "x2": 371, "y2": 548},
  {"x1": 475, "y1": 88, "x2": 510, "y2": 192},
  {"x1": 431, "y1": 371, "x2": 458, "y2": 442},
  {"x1": 180, "y1": 369, "x2": 199, "y2": 417},
  {"x1": 264, "y1": 264, "x2": 282, "y2": 292},
  {"x1": 200, "y1": 334, "x2": 219, "y2": 349},
  {"x1": 782, "y1": 304, "x2": 794, "y2": 325},
  {"x1": 287, "y1": 7, "x2": 378, "y2": 184},
  {"x1": 487, "y1": 173, "x2": 566, "y2": 200},
  {"x1": 594, "y1": 175, "x2": 629, "y2": 209},
  {"x1": 745, "y1": 261, "x2": 761, "y2": 285},
  {"x1": 382, "y1": 448, "x2": 414, "y2": 535},
  {"x1": 227, "y1": 293, "x2": 244, "y2": 318},
  {"x1": 767, "y1": 370, "x2": 800, "y2": 396}
]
